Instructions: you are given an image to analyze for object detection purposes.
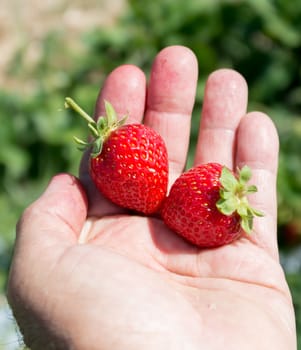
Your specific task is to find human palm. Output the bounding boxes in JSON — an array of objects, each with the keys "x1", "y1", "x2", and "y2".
[{"x1": 7, "y1": 46, "x2": 296, "y2": 349}]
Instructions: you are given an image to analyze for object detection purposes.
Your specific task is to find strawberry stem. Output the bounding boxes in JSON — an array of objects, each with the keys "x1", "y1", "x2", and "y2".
[
  {"x1": 65, "y1": 97, "x2": 128, "y2": 158},
  {"x1": 65, "y1": 97, "x2": 95, "y2": 125}
]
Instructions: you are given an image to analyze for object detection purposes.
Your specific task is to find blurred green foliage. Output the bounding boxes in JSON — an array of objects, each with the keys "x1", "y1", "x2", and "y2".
[{"x1": 0, "y1": 0, "x2": 301, "y2": 344}]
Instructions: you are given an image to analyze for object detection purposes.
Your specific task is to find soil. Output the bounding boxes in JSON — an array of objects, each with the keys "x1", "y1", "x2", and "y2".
[{"x1": 0, "y1": 0, "x2": 126, "y2": 89}]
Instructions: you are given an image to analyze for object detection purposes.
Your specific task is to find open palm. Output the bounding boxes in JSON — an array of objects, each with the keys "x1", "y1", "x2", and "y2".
[{"x1": 7, "y1": 46, "x2": 296, "y2": 350}]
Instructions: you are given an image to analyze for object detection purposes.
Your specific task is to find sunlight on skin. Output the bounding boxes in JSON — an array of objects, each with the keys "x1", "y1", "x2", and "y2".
[{"x1": 7, "y1": 46, "x2": 296, "y2": 350}]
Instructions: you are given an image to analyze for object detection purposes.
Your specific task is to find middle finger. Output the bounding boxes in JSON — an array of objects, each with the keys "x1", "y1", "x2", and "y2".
[{"x1": 143, "y1": 45, "x2": 198, "y2": 185}]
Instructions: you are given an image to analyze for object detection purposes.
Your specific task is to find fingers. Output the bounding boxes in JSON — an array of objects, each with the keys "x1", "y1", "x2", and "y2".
[
  {"x1": 235, "y1": 112, "x2": 280, "y2": 258},
  {"x1": 81, "y1": 46, "x2": 198, "y2": 213},
  {"x1": 194, "y1": 69, "x2": 248, "y2": 169},
  {"x1": 194, "y1": 69, "x2": 279, "y2": 258},
  {"x1": 144, "y1": 46, "x2": 198, "y2": 184}
]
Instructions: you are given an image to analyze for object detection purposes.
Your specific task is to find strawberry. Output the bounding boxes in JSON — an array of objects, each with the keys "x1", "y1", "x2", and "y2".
[
  {"x1": 65, "y1": 97, "x2": 168, "y2": 214},
  {"x1": 161, "y1": 162, "x2": 263, "y2": 248}
]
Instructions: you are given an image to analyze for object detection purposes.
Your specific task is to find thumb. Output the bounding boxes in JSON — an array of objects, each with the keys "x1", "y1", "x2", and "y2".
[
  {"x1": 16, "y1": 173, "x2": 88, "y2": 249},
  {"x1": 7, "y1": 174, "x2": 88, "y2": 341}
]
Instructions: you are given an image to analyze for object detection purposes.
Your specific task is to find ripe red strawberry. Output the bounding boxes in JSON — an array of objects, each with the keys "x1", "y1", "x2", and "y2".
[
  {"x1": 161, "y1": 162, "x2": 263, "y2": 248},
  {"x1": 65, "y1": 97, "x2": 168, "y2": 214}
]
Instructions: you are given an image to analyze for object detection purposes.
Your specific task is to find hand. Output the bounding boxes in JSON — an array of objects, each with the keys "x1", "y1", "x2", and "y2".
[{"x1": 7, "y1": 46, "x2": 296, "y2": 350}]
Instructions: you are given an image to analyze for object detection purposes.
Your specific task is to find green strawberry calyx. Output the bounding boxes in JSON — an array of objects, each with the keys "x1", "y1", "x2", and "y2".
[
  {"x1": 216, "y1": 165, "x2": 264, "y2": 234},
  {"x1": 65, "y1": 97, "x2": 127, "y2": 158}
]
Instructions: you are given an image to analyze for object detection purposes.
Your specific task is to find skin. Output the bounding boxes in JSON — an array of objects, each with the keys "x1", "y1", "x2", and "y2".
[{"x1": 7, "y1": 46, "x2": 296, "y2": 349}]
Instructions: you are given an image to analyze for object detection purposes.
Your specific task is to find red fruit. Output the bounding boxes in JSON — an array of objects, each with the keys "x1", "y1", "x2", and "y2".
[
  {"x1": 161, "y1": 163, "x2": 263, "y2": 248},
  {"x1": 65, "y1": 97, "x2": 168, "y2": 214}
]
